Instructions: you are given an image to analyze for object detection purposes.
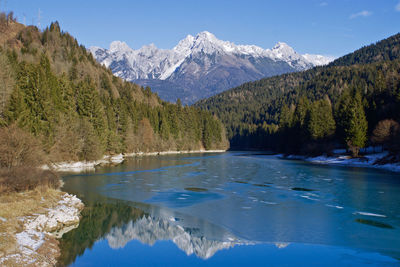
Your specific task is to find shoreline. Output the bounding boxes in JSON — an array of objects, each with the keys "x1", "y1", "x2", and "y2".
[
  {"x1": 0, "y1": 190, "x2": 84, "y2": 266},
  {"x1": 43, "y1": 149, "x2": 227, "y2": 172},
  {"x1": 279, "y1": 151, "x2": 400, "y2": 173}
]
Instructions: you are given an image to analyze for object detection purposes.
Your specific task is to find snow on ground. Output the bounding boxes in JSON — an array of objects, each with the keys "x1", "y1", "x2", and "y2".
[
  {"x1": 0, "y1": 193, "x2": 84, "y2": 266},
  {"x1": 42, "y1": 153, "x2": 126, "y2": 172},
  {"x1": 25, "y1": 194, "x2": 83, "y2": 234},
  {"x1": 282, "y1": 151, "x2": 400, "y2": 173}
]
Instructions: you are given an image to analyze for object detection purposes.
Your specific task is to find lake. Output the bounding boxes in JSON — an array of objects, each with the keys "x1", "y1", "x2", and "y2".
[{"x1": 59, "y1": 152, "x2": 400, "y2": 266}]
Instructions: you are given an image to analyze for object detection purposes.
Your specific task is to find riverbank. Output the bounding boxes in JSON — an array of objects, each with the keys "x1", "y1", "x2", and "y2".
[
  {"x1": 0, "y1": 189, "x2": 84, "y2": 266},
  {"x1": 280, "y1": 151, "x2": 400, "y2": 173},
  {"x1": 43, "y1": 149, "x2": 227, "y2": 172}
]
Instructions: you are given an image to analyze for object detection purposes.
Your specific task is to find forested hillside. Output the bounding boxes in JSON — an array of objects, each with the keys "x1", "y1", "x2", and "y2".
[
  {"x1": 0, "y1": 14, "x2": 228, "y2": 166},
  {"x1": 196, "y1": 33, "x2": 400, "y2": 157}
]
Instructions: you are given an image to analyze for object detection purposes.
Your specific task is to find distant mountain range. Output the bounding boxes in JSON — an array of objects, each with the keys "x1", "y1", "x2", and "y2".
[{"x1": 90, "y1": 31, "x2": 334, "y2": 104}]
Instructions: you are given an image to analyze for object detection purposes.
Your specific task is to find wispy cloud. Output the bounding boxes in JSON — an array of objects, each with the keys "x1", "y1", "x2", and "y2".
[
  {"x1": 396, "y1": 2, "x2": 400, "y2": 11},
  {"x1": 349, "y1": 10, "x2": 372, "y2": 19},
  {"x1": 319, "y1": 2, "x2": 328, "y2": 7}
]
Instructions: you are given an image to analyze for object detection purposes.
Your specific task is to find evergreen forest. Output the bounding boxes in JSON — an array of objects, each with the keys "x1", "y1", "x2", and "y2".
[
  {"x1": 0, "y1": 15, "x2": 228, "y2": 168},
  {"x1": 196, "y1": 33, "x2": 400, "y2": 158}
]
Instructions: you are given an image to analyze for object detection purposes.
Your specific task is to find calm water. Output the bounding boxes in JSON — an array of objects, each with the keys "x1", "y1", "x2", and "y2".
[{"x1": 59, "y1": 152, "x2": 400, "y2": 266}]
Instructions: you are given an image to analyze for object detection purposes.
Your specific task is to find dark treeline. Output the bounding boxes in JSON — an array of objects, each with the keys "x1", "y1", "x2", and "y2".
[
  {"x1": 196, "y1": 33, "x2": 400, "y2": 158},
  {"x1": 0, "y1": 17, "x2": 228, "y2": 167}
]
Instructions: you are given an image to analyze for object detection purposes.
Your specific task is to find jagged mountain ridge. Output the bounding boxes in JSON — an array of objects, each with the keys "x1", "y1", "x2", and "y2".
[
  {"x1": 105, "y1": 216, "x2": 243, "y2": 259},
  {"x1": 90, "y1": 31, "x2": 334, "y2": 104}
]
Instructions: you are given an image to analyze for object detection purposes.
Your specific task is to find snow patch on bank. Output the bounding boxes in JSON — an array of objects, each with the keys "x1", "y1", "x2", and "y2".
[
  {"x1": 25, "y1": 194, "x2": 83, "y2": 236},
  {"x1": 0, "y1": 193, "x2": 84, "y2": 266},
  {"x1": 281, "y1": 151, "x2": 400, "y2": 173},
  {"x1": 42, "y1": 153, "x2": 125, "y2": 172},
  {"x1": 43, "y1": 150, "x2": 226, "y2": 172}
]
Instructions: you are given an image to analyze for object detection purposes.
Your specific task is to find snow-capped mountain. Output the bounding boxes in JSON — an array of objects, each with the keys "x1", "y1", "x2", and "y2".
[
  {"x1": 90, "y1": 31, "x2": 334, "y2": 104},
  {"x1": 105, "y1": 216, "x2": 246, "y2": 259}
]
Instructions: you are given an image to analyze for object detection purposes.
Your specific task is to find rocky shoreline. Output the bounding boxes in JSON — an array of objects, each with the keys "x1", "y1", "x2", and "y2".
[{"x1": 0, "y1": 192, "x2": 84, "y2": 266}]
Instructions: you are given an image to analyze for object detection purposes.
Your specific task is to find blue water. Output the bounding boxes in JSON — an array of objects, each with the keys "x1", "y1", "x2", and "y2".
[{"x1": 59, "y1": 152, "x2": 400, "y2": 266}]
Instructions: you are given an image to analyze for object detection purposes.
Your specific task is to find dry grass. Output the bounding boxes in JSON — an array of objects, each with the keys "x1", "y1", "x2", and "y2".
[{"x1": 0, "y1": 188, "x2": 62, "y2": 260}]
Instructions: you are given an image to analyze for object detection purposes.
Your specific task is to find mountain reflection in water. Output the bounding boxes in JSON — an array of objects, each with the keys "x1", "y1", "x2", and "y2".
[
  {"x1": 58, "y1": 201, "x2": 250, "y2": 265},
  {"x1": 60, "y1": 152, "x2": 400, "y2": 266},
  {"x1": 105, "y1": 216, "x2": 242, "y2": 259}
]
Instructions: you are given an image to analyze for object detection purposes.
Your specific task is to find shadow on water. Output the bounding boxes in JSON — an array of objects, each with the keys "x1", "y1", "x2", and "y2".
[
  {"x1": 291, "y1": 187, "x2": 316, "y2": 192},
  {"x1": 355, "y1": 218, "x2": 395, "y2": 229},
  {"x1": 185, "y1": 187, "x2": 208, "y2": 192}
]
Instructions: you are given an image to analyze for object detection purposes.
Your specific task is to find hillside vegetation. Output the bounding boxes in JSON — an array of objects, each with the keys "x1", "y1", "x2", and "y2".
[
  {"x1": 0, "y1": 14, "x2": 228, "y2": 192},
  {"x1": 196, "y1": 33, "x2": 400, "y2": 157}
]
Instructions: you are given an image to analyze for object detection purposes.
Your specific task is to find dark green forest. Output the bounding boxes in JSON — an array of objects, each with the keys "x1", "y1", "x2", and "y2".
[
  {"x1": 0, "y1": 16, "x2": 228, "y2": 167},
  {"x1": 196, "y1": 33, "x2": 400, "y2": 158}
]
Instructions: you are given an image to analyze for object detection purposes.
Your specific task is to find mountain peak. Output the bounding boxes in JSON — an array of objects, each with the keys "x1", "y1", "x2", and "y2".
[
  {"x1": 90, "y1": 33, "x2": 335, "y2": 103},
  {"x1": 110, "y1": 41, "x2": 132, "y2": 53},
  {"x1": 272, "y1": 42, "x2": 295, "y2": 54},
  {"x1": 273, "y1": 42, "x2": 290, "y2": 49},
  {"x1": 196, "y1": 31, "x2": 217, "y2": 40}
]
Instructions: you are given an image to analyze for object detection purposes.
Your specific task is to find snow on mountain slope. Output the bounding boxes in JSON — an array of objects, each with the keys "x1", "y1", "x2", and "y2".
[
  {"x1": 303, "y1": 53, "x2": 336, "y2": 66},
  {"x1": 90, "y1": 31, "x2": 334, "y2": 104}
]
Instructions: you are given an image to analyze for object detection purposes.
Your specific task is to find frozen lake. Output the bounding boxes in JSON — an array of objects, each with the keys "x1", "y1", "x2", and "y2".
[{"x1": 59, "y1": 152, "x2": 400, "y2": 266}]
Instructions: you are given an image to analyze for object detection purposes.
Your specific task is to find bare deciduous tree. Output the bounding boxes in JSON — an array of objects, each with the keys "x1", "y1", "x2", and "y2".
[
  {"x1": 371, "y1": 119, "x2": 400, "y2": 149},
  {"x1": 0, "y1": 124, "x2": 45, "y2": 169}
]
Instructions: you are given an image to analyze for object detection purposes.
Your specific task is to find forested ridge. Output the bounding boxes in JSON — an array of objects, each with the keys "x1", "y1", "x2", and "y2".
[
  {"x1": 0, "y1": 13, "x2": 227, "y2": 190},
  {"x1": 196, "y1": 33, "x2": 400, "y2": 157}
]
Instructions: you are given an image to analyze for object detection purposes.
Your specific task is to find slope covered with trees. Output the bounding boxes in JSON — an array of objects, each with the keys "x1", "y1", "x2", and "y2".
[
  {"x1": 0, "y1": 14, "x2": 228, "y2": 180},
  {"x1": 196, "y1": 33, "x2": 400, "y2": 157}
]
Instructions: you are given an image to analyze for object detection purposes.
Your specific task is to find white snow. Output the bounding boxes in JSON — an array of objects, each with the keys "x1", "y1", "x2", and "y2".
[
  {"x1": 23, "y1": 193, "x2": 83, "y2": 236},
  {"x1": 281, "y1": 151, "x2": 400, "y2": 173},
  {"x1": 109, "y1": 41, "x2": 133, "y2": 54},
  {"x1": 25, "y1": 194, "x2": 83, "y2": 235},
  {"x1": 353, "y1": 211, "x2": 387, "y2": 218},
  {"x1": 89, "y1": 31, "x2": 334, "y2": 81},
  {"x1": 303, "y1": 54, "x2": 336, "y2": 66},
  {"x1": 2, "y1": 193, "x2": 84, "y2": 265},
  {"x1": 326, "y1": 204, "x2": 344, "y2": 209},
  {"x1": 42, "y1": 153, "x2": 125, "y2": 172}
]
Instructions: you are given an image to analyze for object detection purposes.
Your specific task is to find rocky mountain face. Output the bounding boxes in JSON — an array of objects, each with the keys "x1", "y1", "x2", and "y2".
[{"x1": 90, "y1": 32, "x2": 334, "y2": 104}]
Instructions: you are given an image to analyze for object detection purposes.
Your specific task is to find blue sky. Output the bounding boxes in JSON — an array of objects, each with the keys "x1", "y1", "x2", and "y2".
[{"x1": 6, "y1": 0, "x2": 400, "y2": 57}]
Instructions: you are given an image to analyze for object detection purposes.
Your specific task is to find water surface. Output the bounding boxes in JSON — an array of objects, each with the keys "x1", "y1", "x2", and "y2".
[{"x1": 59, "y1": 152, "x2": 400, "y2": 266}]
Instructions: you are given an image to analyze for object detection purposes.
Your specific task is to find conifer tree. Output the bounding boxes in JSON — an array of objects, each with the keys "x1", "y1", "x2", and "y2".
[
  {"x1": 307, "y1": 99, "x2": 336, "y2": 140},
  {"x1": 345, "y1": 92, "x2": 368, "y2": 157}
]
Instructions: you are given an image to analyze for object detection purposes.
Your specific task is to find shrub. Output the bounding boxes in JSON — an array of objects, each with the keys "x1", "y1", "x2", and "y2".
[
  {"x1": 0, "y1": 125, "x2": 60, "y2": 193},
  {"x1": 0, "y1": 167, "x2": 60, "y2": 193},
  {"x1": 0, "y1": 124, "x2": 45, "y2": 169},
  {"x1": 371, "y1": 119, "x2": 400, "y2": 150}
]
